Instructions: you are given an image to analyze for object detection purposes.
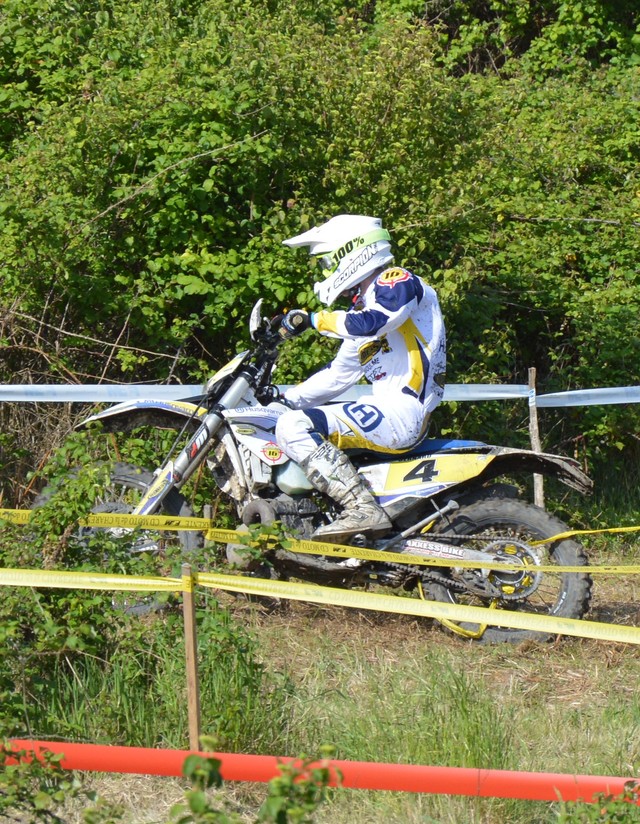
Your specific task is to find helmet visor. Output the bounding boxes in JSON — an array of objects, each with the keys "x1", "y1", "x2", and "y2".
[{"x1": 313, "y1": 228, "x2": 391, "y2": 278}]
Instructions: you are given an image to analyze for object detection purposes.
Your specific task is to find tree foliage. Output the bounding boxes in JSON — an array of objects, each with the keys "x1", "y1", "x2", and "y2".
[
  {"x1": 379, "y1": 0, "x2": 640, "y2": 73},
  {"x1": 0, "y1": 0, "x2": 638, "y2": 486}
]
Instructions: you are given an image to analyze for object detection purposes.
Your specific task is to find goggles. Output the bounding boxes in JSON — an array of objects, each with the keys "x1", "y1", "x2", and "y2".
[{"x1": 314, "y1": 229, "x2": 391, "y2": 277}]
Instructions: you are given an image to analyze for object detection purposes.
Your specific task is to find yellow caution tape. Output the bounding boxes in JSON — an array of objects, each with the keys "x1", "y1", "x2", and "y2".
[
  {"x1": 181, "y1": 569, "x2": 194, "y2": 594},
  {"x1": 2, "y1": 508, "x2": 640, "y2": 575},
  {"x1": 227, "y1": 531, "x2": 640, "y2": 575},
  {"x1": 0, "y1": 508, "x2": 32, "y2": 525},
  {"x1": 533, "y1": 525, "x2": 640, "y2": 543},
  {"x1": 82, "y1": 512, "x2": 209, "y2": 531},
  {"x1": 0, "y1": 564, "x2": 638, "y2": 645},
  {"x1": 0, "y1": 567, "x2": 180, "y2": 593},
  {"x1": 0, "y1": 509, "x2": 210, "y2": 530},
  {"x1": 417, "y1": 577, "x2": 494, "y2": 640},
  {"x1": 195, "y1": 572, "x2": 640, "y2": 645}
]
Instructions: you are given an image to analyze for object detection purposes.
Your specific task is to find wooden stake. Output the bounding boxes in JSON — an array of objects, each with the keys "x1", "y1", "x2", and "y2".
[
  {"x1": 182, "y1": 563, "x2": 202, "y2": 751},
  {"x1": 528, "y1": 368, "x2": 545, "y2": 509}
]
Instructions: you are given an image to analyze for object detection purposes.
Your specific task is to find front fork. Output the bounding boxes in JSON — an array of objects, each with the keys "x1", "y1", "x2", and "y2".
[{"x1": 132, "y1": 374, "x2": 253, "y2": 516}]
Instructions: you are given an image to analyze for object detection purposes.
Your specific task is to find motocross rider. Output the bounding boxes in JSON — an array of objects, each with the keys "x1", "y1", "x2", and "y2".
[{"x1": 274, "y1": 214, "x2": 447, "y2": 543}]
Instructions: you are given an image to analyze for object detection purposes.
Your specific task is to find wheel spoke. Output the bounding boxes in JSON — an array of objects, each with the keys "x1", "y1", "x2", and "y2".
[{"x1": 424, "y1": 498, "x2": 591, "y2": 643}]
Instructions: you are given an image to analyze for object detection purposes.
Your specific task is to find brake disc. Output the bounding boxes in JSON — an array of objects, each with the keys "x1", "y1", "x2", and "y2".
[{"x1": 483, "y1": 538, "x2": 543, "y2": 601}]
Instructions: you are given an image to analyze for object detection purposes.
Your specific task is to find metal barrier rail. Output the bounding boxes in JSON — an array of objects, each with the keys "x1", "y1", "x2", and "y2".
[{"x1": 1, "y1": 383, "x2": 639, "y2": 406}]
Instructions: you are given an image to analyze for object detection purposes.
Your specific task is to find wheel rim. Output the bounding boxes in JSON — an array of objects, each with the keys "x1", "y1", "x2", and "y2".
[
  {"x1": 423, "y1": 519, "x2": 574, "y2": 639},
  {"x1": 77, "y1": 470, "x2": 196, "y2": 555}
]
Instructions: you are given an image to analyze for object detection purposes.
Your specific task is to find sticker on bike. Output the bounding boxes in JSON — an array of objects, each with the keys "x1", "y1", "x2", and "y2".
[
  {"x1": 261, "y1": 442, "x2": 284, "y2": 463},
  {"x1": 402, "y1": 459, "x2": 438, "y2": 484}
]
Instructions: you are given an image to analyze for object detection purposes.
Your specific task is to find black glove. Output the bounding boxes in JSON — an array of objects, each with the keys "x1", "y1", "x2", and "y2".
[
  {"x1": 279, "y1": 309, "x2": 312, "y2": 340},
  {"x1": 256, "y1": 384, "x2": 296, "y2": 408},
  {"x1": 256, "y1": 384, "x2": 281, "y2": 405}
]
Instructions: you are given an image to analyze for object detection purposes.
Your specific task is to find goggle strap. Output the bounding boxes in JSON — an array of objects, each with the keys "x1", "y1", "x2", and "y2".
[{"x1": 315, "y1": 229, "x2": 391, "y2": 275}]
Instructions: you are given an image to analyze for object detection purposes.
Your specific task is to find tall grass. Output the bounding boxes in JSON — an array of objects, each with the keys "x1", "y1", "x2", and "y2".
[
  {"x1": 4, "y1": 453, "x2": 640, "y2": 822},
  {"x1": 7, "y1": 584, "x2": 640, "y2": 823},
  {"x1": 291, "y1": 651, "x2": 514, "y2": 769},
  {"x1": 21, "y1": 598, "x2": 293, "y2": 756}
]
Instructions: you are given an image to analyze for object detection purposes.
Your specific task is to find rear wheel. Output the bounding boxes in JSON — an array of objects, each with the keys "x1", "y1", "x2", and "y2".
[{"x1": 423, "y1": 498, "x2": 592, "y2": 644}]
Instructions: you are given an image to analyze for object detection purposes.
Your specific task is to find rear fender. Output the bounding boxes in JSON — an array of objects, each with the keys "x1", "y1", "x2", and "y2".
[
  {"x1": 475, "y1": 447, "x2": 592, "y2": 495},
  {"x1": 76, "y1": 399, "x2": 207, "y2": 433},
  {"x1": 371, "y1": 446, "x2": 591, "y2": 527}
]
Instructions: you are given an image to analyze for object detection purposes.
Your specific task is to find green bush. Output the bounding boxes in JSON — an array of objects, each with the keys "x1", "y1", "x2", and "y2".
[{"x1": 0, "y1": 0, "x2": 638, "y2": 483}]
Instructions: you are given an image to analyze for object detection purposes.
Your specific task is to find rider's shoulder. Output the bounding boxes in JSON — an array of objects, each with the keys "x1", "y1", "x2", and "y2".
[
  {"x1": 372, "y1": 268, "x2": 423, "y2": 306},
  {"x1": 375, "y1": 267, "x2": 413, "y2": 288}
]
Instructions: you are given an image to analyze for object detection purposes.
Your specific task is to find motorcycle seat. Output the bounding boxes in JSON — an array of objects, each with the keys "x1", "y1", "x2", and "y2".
[
  {"x1": 404, "y1": 437, "x2": 488, "y2": 456},
  {"x1": 348, "y1": 437, "x2": 488, "y2": 463}
]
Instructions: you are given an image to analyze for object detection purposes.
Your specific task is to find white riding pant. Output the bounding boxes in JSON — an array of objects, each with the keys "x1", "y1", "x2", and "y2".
[{"x1": 275, "y1": 394, "x2": 430, "y2": 465}]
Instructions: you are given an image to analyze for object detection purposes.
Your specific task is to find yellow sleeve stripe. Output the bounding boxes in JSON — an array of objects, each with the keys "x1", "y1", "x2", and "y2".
[{"x1": 313, "y1": 310, "x2": 344, "y2": 335}]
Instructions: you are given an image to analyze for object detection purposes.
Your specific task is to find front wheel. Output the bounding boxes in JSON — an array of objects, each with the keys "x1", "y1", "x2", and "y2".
[
  {"x1": 33, "y1": 462, "x2": 202, "y2": 556},
  {"x1": 423, "y1": 499, "x2": 592, "y2": 644}
]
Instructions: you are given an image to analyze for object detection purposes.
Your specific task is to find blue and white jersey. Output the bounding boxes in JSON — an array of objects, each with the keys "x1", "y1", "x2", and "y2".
[{"x1": 285, "y1": 267, "x2": 446, "y2": 413}]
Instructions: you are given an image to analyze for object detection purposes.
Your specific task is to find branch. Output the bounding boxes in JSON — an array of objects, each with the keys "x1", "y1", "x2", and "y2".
[
  {"x1": 0, "y1": 344, "x2": 81, "y2": 383},
  {"x1": 503, "y1": 213, "x2": 640, "y2": 229},
  {"x1": 72, "y1": 130, "x2": 269, "y2": 234},
  {"x1": 10, "y1": 310, "x2": 177, "y2": 361}
]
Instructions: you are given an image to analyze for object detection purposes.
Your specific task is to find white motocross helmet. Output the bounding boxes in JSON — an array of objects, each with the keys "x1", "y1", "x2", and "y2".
[{"x1": 283, "y1": 214, "x2": 393, "y2": 306}]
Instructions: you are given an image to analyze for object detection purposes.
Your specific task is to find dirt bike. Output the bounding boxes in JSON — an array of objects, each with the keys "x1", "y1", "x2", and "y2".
[{"x1": 42, "y1": 300, "x2": 594, "y2": 643}]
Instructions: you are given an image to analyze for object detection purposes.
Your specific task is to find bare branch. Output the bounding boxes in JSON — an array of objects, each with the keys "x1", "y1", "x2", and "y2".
[
  {"x1": 503, "y1": 214, "x2": 640, "y2": 229},
  {"x1": 10, "y1": 310, "x2": 177, "y2": 360},
  {"x1": 71, "y1": 130, "x2": 269, "y2": 235}
]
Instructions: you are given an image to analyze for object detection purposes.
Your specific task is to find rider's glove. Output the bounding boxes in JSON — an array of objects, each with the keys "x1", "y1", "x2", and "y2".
[
  {"x1": 256, "y1": 385, "x2": 295, "y2": 408},
  {"x1": 279, "y1": 309, "x2": 312, "y2": 340},
  {"x1": 256, "y1": 384, "x2": 281, "y2": 405}
]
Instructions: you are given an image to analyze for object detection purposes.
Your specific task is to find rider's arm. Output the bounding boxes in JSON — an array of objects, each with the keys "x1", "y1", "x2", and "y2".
[
  {"x1": 311, "y1": 270, "x2": 425, "y2": 340},
  {"x1": 283, "y1": 340, "x2": 363, "y2": 410}
]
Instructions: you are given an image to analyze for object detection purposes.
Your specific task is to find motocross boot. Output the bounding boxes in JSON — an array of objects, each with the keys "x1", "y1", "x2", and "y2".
[{"x1": 300, "y1": 441, "x2": 392, "y2": 542}]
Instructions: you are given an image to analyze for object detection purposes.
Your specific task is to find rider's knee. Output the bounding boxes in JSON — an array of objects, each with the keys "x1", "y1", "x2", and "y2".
[{"x1": 275, "y1": 408, "x2": 328, "y2": 462}]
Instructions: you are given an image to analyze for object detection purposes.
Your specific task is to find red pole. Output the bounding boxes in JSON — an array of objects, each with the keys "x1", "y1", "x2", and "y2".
[{"x1": 6, "y1": 740, "x2": 639, "y2": 804}]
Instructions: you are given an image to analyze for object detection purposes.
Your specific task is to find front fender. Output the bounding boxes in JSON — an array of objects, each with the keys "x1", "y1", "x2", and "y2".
[{"x1": 77, "y1": 399, "x2": 207, "y2": 433}]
